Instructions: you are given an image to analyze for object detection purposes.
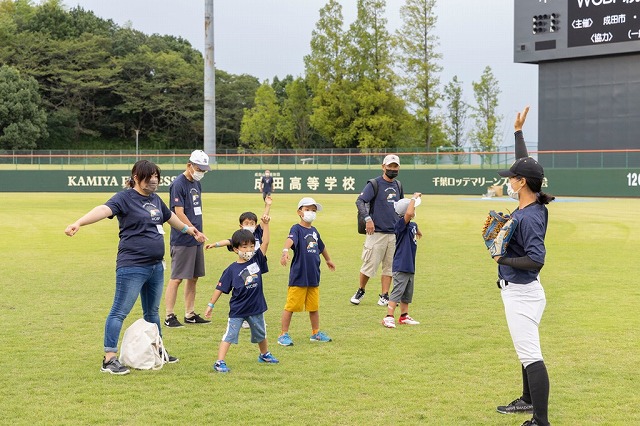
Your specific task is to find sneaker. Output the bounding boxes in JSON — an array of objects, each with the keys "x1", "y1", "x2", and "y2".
[
  {"x1": 184, "y1": 312, "x2": 211, "y2": 324},
  {"x1": 159, "y1": 348, "x2": 179, "y2": 364},
  {"x1": 258, "y1": 351, "x2": 279, "y2": 364},
  {"x1": 164, "y1": 314, "x2": 184, "y2": 328},
  {"x1": 213, "y1": 360, "x2": 230, "y2": 373},
  {"x1": 350, "y1": 288, "x2": 365, "y2": 305},
  {"x1": 310, "y1": 331, "x2": 332, "y2": 342},
  {"x1": 382, "y1": 316, "x2": 396, "y2": 328},
  {"x1": 377, "y1": 293, "x2": 389, "y2": 306},
  {"x1": 521, "y1": 419, "x2": 541, "y2": 426},
  {"x1": 101, "y1": 356, "x2": 130, "y2": 375},
  {"x1": 242, "y1": 320, "x2": 250, "y2": 329},
  {"x1": 398, "y1": 315, "x2": 420, "y2": 325},
  {"x1": 497, "y1": 397, "x2": 534, "y2": 414},
  {"x1": 277, "y1": 333, "x2": 294, "y2": 346}
]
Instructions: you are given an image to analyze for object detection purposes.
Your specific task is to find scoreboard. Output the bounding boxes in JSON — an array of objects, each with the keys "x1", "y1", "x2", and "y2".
[{"x1": 515, "y1": 0, "x2": 640, "y2": 63}]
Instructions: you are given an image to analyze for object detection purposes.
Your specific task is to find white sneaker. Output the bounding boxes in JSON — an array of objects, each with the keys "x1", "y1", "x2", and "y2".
[
  {"x1": 350, "y1": 288, "x2": 365, "y2": 305},
  {"x1": 398, "y1": 315, "x2": 420, "y2": 325},
  {"x1": 382, "y1": 316, "x2": 396, "y2": 328},
  {"x1": 242, "y1": 320, "x2": 250, "y2": 329},
  {"x1": 377, "y1": 293, "x2": 389, "y2": 306}
]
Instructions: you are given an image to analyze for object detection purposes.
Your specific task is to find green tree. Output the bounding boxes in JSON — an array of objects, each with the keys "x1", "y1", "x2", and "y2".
[
  {"x1": 471, "y1": 66, "x2": 502, "y2": 154},
  {"x1": 113, "y1": 45, "x2": 204, "y2": 148},
  {"x1": 443, "y1": 75, "x2": 468, "y2": 150},
  {"x1": 395, "y1": 0, "x2": 442, "y2": 151},
  {"x1": 271, "y1": 74, "x2": 294, "y2": 107},
  {"x1": 343, "y1": 0, "x2": 408, "y2": 148},
  {"x1": 0, "y1": 65, "x2": 48, "y2": 149},
  {"x1": 239, "y1": 82, "x2": 281, "y2": 149},
  {"x1": 215, "y1": 70, "x2": 260, "y2": 149},
  {"x1": 277, "y1": 77, "x2": 314, "y2": 149},
  {"x1": 304, "y1": 0, "x2": 347, "y2": 88},
  {"x1": 305, "y1": 0, "x2": 352, "y2": 147},
  {"x1": 346, "y1": 0, "x2": 395, "y2": 83}
]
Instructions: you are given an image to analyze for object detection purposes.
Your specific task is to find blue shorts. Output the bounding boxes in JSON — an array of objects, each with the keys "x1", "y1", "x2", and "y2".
[{"x1": 221, "y1": 313, "x2": 267, "y2": 344}]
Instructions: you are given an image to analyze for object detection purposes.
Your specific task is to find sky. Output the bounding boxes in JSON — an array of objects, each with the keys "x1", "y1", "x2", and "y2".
[{"x1": 65, "y1": 0, "x2": 540, "y2": 145}]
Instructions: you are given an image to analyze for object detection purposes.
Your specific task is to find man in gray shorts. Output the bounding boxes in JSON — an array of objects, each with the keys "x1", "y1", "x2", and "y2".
[
  {"x1": 164, "y1": 150, "x2": 211, "y2": 327},
  {"x1": 351, "y1": 154, "x2": 403, "y2": 306}
]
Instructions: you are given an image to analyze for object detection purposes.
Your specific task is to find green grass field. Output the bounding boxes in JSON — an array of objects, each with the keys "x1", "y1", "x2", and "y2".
[{"x1": 1, "y1": 193, "x2": 637, "y2": 425}]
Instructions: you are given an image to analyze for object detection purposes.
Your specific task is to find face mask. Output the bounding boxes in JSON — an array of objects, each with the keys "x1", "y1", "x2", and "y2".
[
  {"x1": 137, "y1": 176, "x2": 158, "y2": 195},
  {"x1": 242, "y1": 226, "x2": 256, "y2": 233},
  {"x1": 385, "y1": 169, "x2": 399, "y2": 179},
  {"x1": 506, "y1": 181, "x2": 521, "y2": 200},
  {"x1": 302, "y1": 211, "x2": 316, "y2": 223},
  {"x1": 191, "y1": 168, "x2": 205, "y2": 182},
  {"x1": 238, "y1": 250, "x2": 254, "y2": 261}
]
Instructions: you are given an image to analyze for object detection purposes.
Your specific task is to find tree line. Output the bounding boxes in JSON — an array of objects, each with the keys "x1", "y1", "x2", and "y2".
[{"x1": 0, "y1": 0, "x2": 502, "y2": 153}]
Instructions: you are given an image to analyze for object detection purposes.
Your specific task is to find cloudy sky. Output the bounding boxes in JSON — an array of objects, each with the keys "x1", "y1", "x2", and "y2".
[{"x1": 66, "y1": 0, "x2": 540, "y2": 144}]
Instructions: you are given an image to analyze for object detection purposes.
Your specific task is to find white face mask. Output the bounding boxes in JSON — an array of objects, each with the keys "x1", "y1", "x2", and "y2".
[
  {"x1": 302, "y1": 211, "x2": 316, "y2": 223},
  {"x1": 506, "y1": 181, "x2": 521, "y2": 200},
  {"x1": 191, "y1": 169, "x2": 205, "y2": 181},
  {"x1": 238, "y1": 250, "x2": 254, "y2": 261},
  {"x1": 242, "y1": 226, "x2": 256, "y2": 234}
]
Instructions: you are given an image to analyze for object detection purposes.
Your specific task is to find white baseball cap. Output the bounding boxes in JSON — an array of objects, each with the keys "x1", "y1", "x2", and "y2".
[
  {"x1": 394, "y1": 197, "x2": 421, "y2": 215},
  {"x1": 297, "y1": 197, "x2": 323, "y2": 211},
  {"x1": 383, "y1": 154, "x2": 400, "y2": 166},
  {"x1": 189, "y1": 150, "x2": 211, "y2": 171}
]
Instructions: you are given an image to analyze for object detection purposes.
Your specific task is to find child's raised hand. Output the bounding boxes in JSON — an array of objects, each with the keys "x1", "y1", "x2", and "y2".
[
  {"x1": 261, "y1": 214, "x2": 271, "y2": 224},
  {"x1": 205, "y1": 243, "x2": 216, "y2": 250},
  {"x1": 265, "y1": 195, "x2": 272, "y2": 206},
  {"x1": 413, "y1": 192, "x2": 422, "y2": 199}
]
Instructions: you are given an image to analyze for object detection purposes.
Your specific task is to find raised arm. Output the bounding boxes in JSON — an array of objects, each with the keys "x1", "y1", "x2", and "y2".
[
  {"x1": 259, "y1": 214, "x2": 270, "y2": 255},
  {"x1": 263, "y1": 195, "x2": 272, "y2": 217},
  {"x1": 64, "y1": 205, "x2": 113, "y2": 236},
  {"x1": 514, "y1": 106, "x2": 530, "y2": 159},
  {"x1": 404, "y1": 192, "x2": 422, "y2": 224}
]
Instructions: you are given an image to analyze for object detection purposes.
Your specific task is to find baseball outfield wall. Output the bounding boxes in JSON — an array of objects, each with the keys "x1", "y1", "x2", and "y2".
[{"x1": 0, "y1": 169, "x2": 638, "y2": 197}]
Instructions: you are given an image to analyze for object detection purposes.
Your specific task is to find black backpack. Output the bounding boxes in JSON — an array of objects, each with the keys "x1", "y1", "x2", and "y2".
[{"x1": 357, "y1": 178, "x2": 403, "y2": 234}]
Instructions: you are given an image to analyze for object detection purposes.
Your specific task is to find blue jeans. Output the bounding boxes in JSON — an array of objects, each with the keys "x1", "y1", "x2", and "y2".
[{"x1": 104, "y1": 262, "x2": 164, "y2": 353}]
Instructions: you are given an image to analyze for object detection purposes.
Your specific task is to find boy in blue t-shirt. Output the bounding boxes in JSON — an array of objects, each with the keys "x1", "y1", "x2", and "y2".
[
  {"x1": 382, "y1": 193, "x2": 423, "y2": 328},
  {"x1": 203, "y1": 214, "x2": 278, "y2": 373},
  {"x1": 205, "y1": 195, "x2": 272, "y2": 255},
  {"x1": 277, "y1": 197, "x2": 335, "y2": 346}
]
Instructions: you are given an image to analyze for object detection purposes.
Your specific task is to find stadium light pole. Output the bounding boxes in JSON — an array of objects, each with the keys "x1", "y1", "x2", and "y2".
[
  {"x1": 135, "y1": 129, "x2": 139, "y2": 161},
  {"x1": 204, "y1": 0, "x2": 216, "y2": 160}
]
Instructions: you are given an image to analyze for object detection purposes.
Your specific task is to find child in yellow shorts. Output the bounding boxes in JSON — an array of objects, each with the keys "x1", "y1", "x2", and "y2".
[{"x1": 277, "y1": 197, "x2": 335, "y2": 346}]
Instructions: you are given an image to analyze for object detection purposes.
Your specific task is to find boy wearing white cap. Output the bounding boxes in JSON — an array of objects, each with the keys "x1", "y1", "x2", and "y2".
[
  {"x1": 278, "y1": 197, "x2": 336, "y2": 346},
  {"x1": 382, "y1": 192, "x2": 423, "y2": 328},
  {"x1": 164, "y1": 150, "x2": 211, "y2": 328}
]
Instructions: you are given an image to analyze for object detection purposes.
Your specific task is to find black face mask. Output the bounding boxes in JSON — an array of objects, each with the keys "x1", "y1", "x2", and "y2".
[{"x1": 385, "y1": 170, "x2": 399, "y2": 179}]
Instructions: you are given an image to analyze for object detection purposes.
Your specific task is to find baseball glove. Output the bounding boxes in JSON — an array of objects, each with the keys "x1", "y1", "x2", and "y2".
[{"x1": 482, "y1": 210, "x2": 518, "y2": 257}]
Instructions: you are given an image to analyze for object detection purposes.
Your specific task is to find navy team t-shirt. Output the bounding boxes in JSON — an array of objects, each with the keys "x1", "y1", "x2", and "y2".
[
  {"x1": 261, "y1": 176, "x2": 273, "y2": 194},
  {"x1": 169, "y1": 173, "x2": 203, "y2": 247},
  {"x1": 216, "y1": 249, "x2": 268, "y2": 318},
  {"x1": 104, "y1": 189, "x2": 172, "y2": 269},
  {"x1": 498, "y1": 203, "x2": 548, "y2": 284},
  {"x1": 225, "y1": 226, "x2": 268, "y2": 273},
  {"x1": 393, "y1": 217, "x2": 419, "y2": 274},
  {"x1": 287, "y1": 223, "x2": 325, "y2": 287},
  {"x1": 358, "y1": 176, "x2": 403, "y2": 233}
]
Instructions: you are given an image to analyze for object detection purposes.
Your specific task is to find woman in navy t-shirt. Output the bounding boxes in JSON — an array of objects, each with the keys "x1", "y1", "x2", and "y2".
[{"x1": 65, "y1": 160, "x2": 206, "y2": 375}]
